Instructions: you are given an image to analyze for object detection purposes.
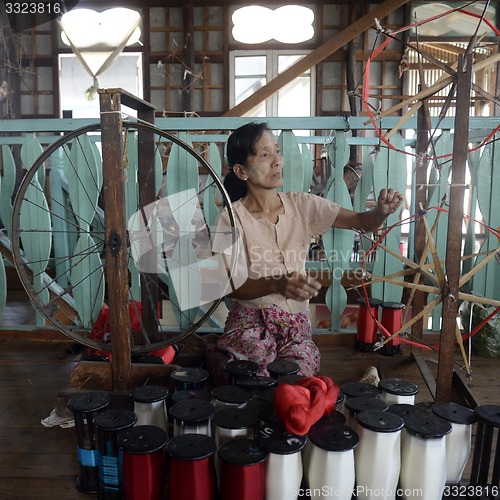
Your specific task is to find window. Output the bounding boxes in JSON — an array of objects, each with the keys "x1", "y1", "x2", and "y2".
[
  {"x1": 230, "y1": 50, "x2": 314, "y2": 119},
  {"x1": 59, "y1": 53, "x2": 143, "y2": 118}
]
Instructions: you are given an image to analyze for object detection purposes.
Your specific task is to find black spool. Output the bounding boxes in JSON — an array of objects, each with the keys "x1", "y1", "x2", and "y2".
[
  {"x1": 340, "y1": 381, "x2": 381, "y2": 400},
  {"x1": 379, "y1": 378, "x2": 419, "y2": 397},
  {"x1": 212, "y1": 385, "x2": 253, "y2": 407},
  {"x1": 266, "y1": 359, "x2": 301, "y2": 379},
  {"x1": 255, "y1": 422, "x2": 307, "y2": 455},
  {"x1": 169, "y1": 399, "x2": 215, "y2": 430},
  {"x1": 171, "y1": 367, "x2": 209, "y2": 390},
  {"x1": 403, "y1": 412, "x2": 452, "y2": 439},
  {"x1": 132, "y1": 384, "x2": 169, "y2": 403},
  {"x1": 67, "y1": 391, "x2": 111, "y2": 494},
  {"x1": 93, "y1": 409, "x2": 138, "y2": 500},
  {"x1": 236, "y1": 375, "x2": 276, "y2": 395},
  {"x1": 345, "y1": 396, "x2": 389, "y2": 416},
  {"x1": 257, "y1": 401, "x2": 281, "y2": 424},
  {"x1": 217, "y1": 438, "x2": 268, "y2": 466},
  {"x1": 356, "y1": 409, "x2": 405, "y2": 433},
  {"x1": 117, "y1": 424, "x2": 168, "y2": 455},
  {"x1": 224, "y1": 360, "x2": 259, "y2": 384},
  {"x1": 308, "y1": 421, "x2": 359, "y2": 452},
  {"x1": 212, "y1": 407, "x2": 260, "y2": 431}
]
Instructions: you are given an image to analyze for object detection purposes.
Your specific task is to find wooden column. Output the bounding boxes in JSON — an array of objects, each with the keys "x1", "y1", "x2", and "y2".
[
  {"x1": 411, "y1": 100, "x2": 430, "y2": 342},
  {"x1": 99, "y1": 90, "x2": 132, "y2": 390},
  {"x1": 436, "y1": 53, "x2": 472, "y2": 402}
]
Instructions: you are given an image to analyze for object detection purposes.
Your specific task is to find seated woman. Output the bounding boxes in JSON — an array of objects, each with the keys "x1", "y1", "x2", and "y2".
[{"x1": 205, "y1": 122, "x2": 403, "y2": 384}]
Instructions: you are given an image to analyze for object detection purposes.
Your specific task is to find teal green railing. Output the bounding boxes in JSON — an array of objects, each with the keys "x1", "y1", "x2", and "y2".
[{"x1": 1, "y1": 116, "x2": 499, "y2": 336}]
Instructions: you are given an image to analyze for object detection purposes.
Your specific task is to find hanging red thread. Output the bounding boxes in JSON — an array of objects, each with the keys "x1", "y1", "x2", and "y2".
[
  {"x1": 123, "y1": 452, "x2": 166, "y2": 500},
  {"x1": 168, "y1": 456, "x2": 215, "y2": 500},
  {"x1": 273, "y1": 375, "x2": 340, "y2": 435},
  {"x1": 219, "y1": 461, "x2": 266, "y2": 500}
]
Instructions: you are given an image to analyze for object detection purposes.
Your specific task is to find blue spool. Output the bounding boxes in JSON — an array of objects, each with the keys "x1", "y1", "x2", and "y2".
[
  {"x1": 67, "y1": 391, "x2": 111, "y2": 494},
  {"x1": 94, "y1": 408, "x2": 137, "y2": 499}
]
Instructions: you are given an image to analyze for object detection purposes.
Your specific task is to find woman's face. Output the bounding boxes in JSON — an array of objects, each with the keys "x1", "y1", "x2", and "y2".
[{"x1": 241, "y1": 130, "x2": 284, "y2": 190}]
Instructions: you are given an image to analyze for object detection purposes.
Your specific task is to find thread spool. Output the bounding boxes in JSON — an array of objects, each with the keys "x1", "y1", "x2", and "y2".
[
  {"x1": 356, "y1": 297, "x2": 382, "y2": 352},
  {"x1": 344, "y1": 396, "x2": 388, "y2": 432},
  {"x1": 469, "y1": 405, "x2": 500, "y2": 490},
  {"x1": 171, "y1": 367, "x2": 209, "y2": 391},
  {"x1": 117, "y1": 425, "x2": 167, "y2": 500},
  {"x1": 211, "y1": 407, "x2": 260, "y2": 447},
  {"x1": 67, "y1": 391, "x2": 111, "y2": 494},
  {"x1": 131, "y1": 385, "x2": 169, "y2": 434},
  {"x1": 307, "y1": 422, "x2": 358, "y2": 500},
  {"x1": 224, "y1": 360, "x2": 260, "y2": 385},
  {"x1": 257, "y1": 401, "x2": 281, "y2": 426},
  {"x1": 355, "y1": 410, "x2": 404, "y2": 500},
  {"x1": 340, "y1": 381, "x2": 381, "y2": 420},
  {"x1": 387, "y1": 403, "x2": 423, "y2": 451},
  {"x1": 171, "y1": 388, "x2": 212, "y2": 404},
  {"x1": 236, "y1": 375, "x2": 277, "y2": 398},
  {"x1": 379, "y1": 302, "x2": 405, "y2": 356},
  {"x1": 255, "y1": 422, "x2": 306, "y2": 500},
  {"x1": 266, "y1": 360, "x2": 300, "y2": 379},
  {"x1": 276, "y1": 374, "x2": 306, "y2": 385},
  {"x1": 212, "y1": 385, "x2": 252, "y2": 411},
  {"x1": 257, "y1": 386, "x2": 276, "y2": 404},
  {"x1": 432, "y1": 402, "x2": 477, "y2": 485},
  {"x1": 166, "y1": 433, "x2": 216, "y2": 500},
  {"x1": 301, "y1": 409, "x2": 346, "y2": 476},
  {"x1": 400, "y1": 412, "x2": 451, "y2": 500},
  {"x1": 169, "y1": 399, "x2": 215, "y2": 437},
  {"x1": 218, "y1": 438, "x2": 268, "y2": 500},
  {"x1": 93, "y1": 408, "x2": 138, "y2": 500},
  {"x1": 379, "y1": 378, "x2": 419, "y2": 405}
]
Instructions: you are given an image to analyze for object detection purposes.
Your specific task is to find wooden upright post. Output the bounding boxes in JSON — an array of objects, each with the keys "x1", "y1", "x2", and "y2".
[
  {"x1": 99, "y1": 89, "x2": 132, "y2": 391},
  {"x1": 436, "y1": 53, "x2": 473, "y2": 402}
]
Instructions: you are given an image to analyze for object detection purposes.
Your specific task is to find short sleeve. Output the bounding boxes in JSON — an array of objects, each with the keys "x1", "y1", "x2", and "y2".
[{"x1": 290, "y1": 192, "x2": 340, "y2": 237}]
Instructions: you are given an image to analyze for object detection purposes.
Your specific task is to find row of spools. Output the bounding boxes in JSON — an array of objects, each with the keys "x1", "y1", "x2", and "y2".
[{"x1": 67, "y1": 359, "x2": 497, "y2": 500}]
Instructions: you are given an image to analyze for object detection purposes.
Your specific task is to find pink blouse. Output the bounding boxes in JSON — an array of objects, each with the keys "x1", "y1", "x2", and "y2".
[{"x1": 215, "y1": 192, "x2": 340, "y2": 314}]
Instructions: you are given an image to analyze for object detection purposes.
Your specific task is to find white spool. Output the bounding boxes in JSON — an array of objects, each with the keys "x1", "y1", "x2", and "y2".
[
  {"x1": 255, "y1": 423, "x2": 306, "y2": 500},
  {"x1": 169, "y1": 399, "x2": 214, "y2": 437},
  {"x1": 354, "y1": 410, "x2": 404, "y2": 500},
  {"x1": 307, "y1": 422, "x2": 358, "y2": 500},
  {"x1": 131, "y1": 385, "x2": 169, "y2": 434},
  {"x1": 400, "y1": 412, "x2": 451, "y2": 500},
  {"x1": 211, "y1": 385, "x2": 253, "y2": 412},
  {"x1": 378, "y1": 379, "x2": 419, "y2": 406},
  {"x1": 432, "y1": 402, "x2": 477, "y2": 485}
]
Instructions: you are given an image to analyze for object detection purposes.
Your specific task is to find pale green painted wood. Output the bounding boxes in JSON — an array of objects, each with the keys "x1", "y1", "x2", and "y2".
[
  {"x1": 20, "y1": 179, "x2": 51, "y2": 326},
  {"x1": 125, "y1": 133, "x2": 141, "y2": 301},
  {"x1": 67, "y1": 134, "x2": 104, "y2": 327},
  {"x1": 425, "y1": 131, "x2": 453, "y2": 330},
  {"x1": 372, "y1": 133, "x2": 406, "y2": 303},
  {"x1": 70, "y1": 234, "x2": 104, "y2": 328},
  {"x1": 166, "y1": 132, "x2": 199, "y2": 196},
  {"x1": 0, "y1": 145, "x2": 15, "y2": 237},
  {"x1": 473, "y1": 136, "x2": 500, "y2": 300},
  {"x1": 0, "y1": 165, "x2": 4, "y2": 321},
  {"x1": 165, "y1": 134, "x2": 200, "y2": 325},
  {"x1": 0, "y1": 256, "x2": 5, "y2": 322},
  {"x1": 49, "y1": 151, "x2": 70, "y2": 290},
  {"x1": 21, "y1": 134, "x2": 45, "y2": 189},
  {"x1": 278, "y1": 130, "x2": 303, "y2": 193},
  {"x1": 323, "y1": 132, "x2": 352, "y2": 330},
  {"x1": 301, "y1": 144, "x2": 313, "y2": 193},
  {"x1": 203, "y1": 143, "x2": 222, "y2": 228}
]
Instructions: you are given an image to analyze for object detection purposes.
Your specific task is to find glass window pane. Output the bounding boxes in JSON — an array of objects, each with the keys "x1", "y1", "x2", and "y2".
[
  {"x1": 235, "y1": 56, "x2": 266, "y2": 76},
  {"x1": 235, "y1": 77, "x2": 266, "y2": 104}
]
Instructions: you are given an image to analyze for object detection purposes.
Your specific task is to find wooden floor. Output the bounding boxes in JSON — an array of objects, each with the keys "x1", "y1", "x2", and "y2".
[{"x1": 1, "y1": 296, "x2": 500, "y2": 498}]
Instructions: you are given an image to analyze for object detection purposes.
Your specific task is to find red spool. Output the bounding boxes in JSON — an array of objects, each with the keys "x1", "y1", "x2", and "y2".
[
  {"x1": 356, "y1": 298, "x2": 382, "y2": 347},
  {"x1": 166, "y1": 433, "x2": 216, "y2": 500},
  {"x1": 380, "y1": 302, "x2": 405, "y2": 347}
]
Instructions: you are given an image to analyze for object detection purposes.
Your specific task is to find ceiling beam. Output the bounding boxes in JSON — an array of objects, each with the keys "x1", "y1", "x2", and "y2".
[{"x1": 224, "y1": 0, "x2": 409, "y2": 117}]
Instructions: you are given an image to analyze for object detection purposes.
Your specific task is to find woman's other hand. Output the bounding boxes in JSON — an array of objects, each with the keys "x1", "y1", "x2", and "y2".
[
  {"x1": 376, "y1": 188, "x2": 404, "y2": 217},
  {"x1": 277, "y1": 272, "x2": 322, "y2": 301}
]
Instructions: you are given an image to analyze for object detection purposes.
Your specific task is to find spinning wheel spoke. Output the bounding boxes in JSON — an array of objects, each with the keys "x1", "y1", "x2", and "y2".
[{"x1": 11, "y1": 121, "x2": 237, "y2": 354}]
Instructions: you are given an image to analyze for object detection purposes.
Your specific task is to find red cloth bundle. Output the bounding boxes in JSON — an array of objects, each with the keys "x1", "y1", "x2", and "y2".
[{"x1": 274, "y1": 375, "x2": 340, "y2": 435}]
